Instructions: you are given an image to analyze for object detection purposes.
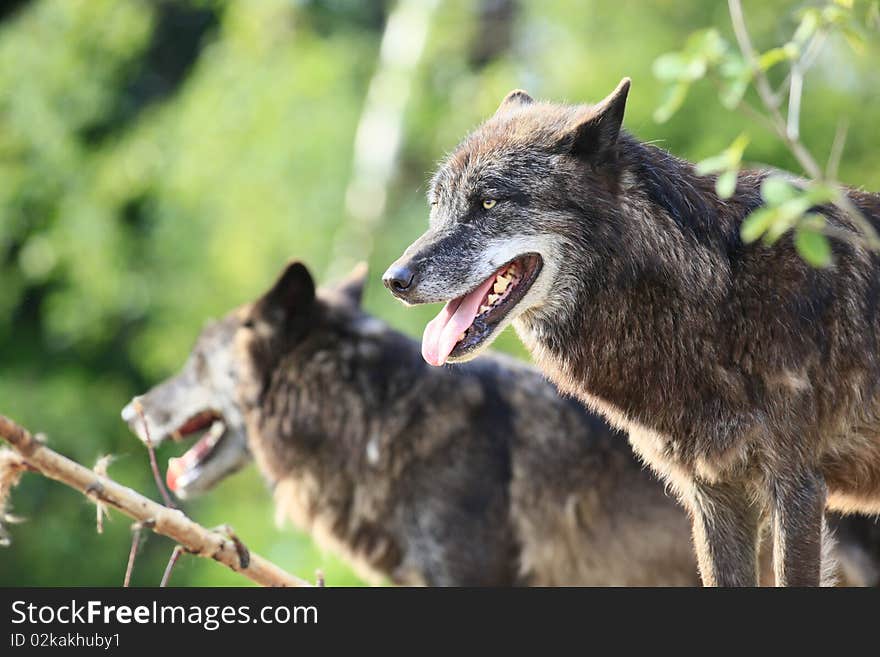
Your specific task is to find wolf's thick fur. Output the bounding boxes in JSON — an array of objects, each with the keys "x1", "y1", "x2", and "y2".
[
  {"x1": 385, "y1": 79, "x2": 880, "y2": 586},
  {"x1": 126, "y1": 262, "x2": 709, "y2": 585}
]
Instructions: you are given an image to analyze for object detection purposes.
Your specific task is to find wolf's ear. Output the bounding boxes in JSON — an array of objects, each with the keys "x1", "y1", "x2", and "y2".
[
  {"x1": 560, "y1": 78, "x2": 630, "y2": 162},
  {"x1": 255, "y1": 261, "x2": 315, "y2": 322},
  {"x1": 335, "y1": 261, "x2": 368, "y2": 307},
  {"x1": 496, "y1": 89, "x2": 534, "y2": 114}
]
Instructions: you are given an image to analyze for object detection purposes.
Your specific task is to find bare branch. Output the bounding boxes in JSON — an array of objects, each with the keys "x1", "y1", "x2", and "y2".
[
  {"x1": 0, "y1": 414, "x2": 311, "y2": 587},
  {"x1": 787, "y1": 32, "x2": 827, "y2": 142},
  {"x1": 826, "y1": 120, "x2": 849, "y2": 181},
  {"x1": 123, "y1": 521, "x2": 149, "y2": 587},
  {"x1": 786, "y1": 69, "x2": 803, "y2": 141}
]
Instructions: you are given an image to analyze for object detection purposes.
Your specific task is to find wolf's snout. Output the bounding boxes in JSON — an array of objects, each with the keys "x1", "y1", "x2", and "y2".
[{"x1": 382, "y1": 262, "x2": 416, "y2": 298}]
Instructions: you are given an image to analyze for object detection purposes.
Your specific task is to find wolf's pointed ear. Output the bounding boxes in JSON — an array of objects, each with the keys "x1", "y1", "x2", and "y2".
[
  {"x1": 255, "y1": 261, "x2": 315, "y2": 322},
  {"x1": 496, "y1": 89, "x2": 534, "y2": 114},
  {"x1": 560, "y1": 77, "x2": 630, "y2": 162},
  {"x1": 335, "y1": 261, "x2": 368, "y2": 307}
]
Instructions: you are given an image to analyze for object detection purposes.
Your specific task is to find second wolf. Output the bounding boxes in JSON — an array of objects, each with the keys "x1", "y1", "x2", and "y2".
[{"x1": 123, "y1": 261, "x2": 701, "y2": 585}]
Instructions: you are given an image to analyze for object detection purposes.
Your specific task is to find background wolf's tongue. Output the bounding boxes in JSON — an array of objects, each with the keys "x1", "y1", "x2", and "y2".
[{"x1": 421, "y1": 275, "x2": 495, "y2": 366}]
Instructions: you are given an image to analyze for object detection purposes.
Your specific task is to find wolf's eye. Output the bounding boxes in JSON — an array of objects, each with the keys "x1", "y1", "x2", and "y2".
[
  {"x1": 242, "y1": 318, "x2": 255, "y2": 329},
  {"x1": 482, "y1": 199, "x2": 497, "y2": 210}
]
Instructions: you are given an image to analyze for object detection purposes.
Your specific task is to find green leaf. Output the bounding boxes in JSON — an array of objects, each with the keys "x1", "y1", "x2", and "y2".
[
  {"x1": 653, "y1": 53, "x2": 687, "y2": 81},
  {"x1": 741, "y1": 207, "x2": 779, "y2": 243},
  {"x1": 762, "y1": 210, "x2": 800, "y2": 245},
  {"x1": 842, "y1": 25, "x2": 866, "y2": 53},
  {"x1": 758, "y1": 46, "x2": 794, "y2": 71},
  {"x1": 761, "y1": 176, "x2": 798, "y2": 205},
  {"x1": 653, "y1": 82, "x2": 689, "y2": 123},
  {"x1": 695, "y1": 153, "x2": 729, "y2": 175},
  {"x1": 804, "y1": 182, "x2": 838, "y2": 205},
  {"x1": 653, "y1": 53, "x2": 706, "y2": 82},
  {"x1": 688, "y1": 28, "x2": 727, "y2": 62},
  {"x1": 726, "y1": 133, "x2": 750, "y2": 162},
  {"x1": 719, "y1": 53, "x2": 748, "y2": 78},
  {"x1": 822, "y1": 5, "x2": 849, "y2": 24},
  {"x1": 716, "y1": 170, "x2": 737, "y2": 198},
  {"x1": 719, "y1": 77, "x2": 749, "y2": 109},
  {"x1": 795, "y1": 225, "x2": 832, "y2": 267}
]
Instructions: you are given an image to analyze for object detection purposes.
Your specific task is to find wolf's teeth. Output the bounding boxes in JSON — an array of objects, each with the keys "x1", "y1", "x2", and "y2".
[
  {"x1": 479, "y1": 304, "x2": 491, "y2": 314},
  {"x1": 494, "y1": 277, "x2": 509, "y2": 294},
  {"x1": 488, "y1": 293, "x2": 500, "y2": 305}
]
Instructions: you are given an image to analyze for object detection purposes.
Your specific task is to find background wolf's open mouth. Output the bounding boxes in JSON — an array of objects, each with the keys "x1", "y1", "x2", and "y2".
[
  {"x1": 165, "y1": 410, "x2": 227, "y2": 493},
  {"x1": 422, "y1": 253, "x2": 542, "y2": 365}
]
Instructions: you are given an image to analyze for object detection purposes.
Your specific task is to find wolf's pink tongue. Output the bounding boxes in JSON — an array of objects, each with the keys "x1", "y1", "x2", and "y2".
[{"x1": 421, "y1": 275, "x2": 495, "y2": 366}]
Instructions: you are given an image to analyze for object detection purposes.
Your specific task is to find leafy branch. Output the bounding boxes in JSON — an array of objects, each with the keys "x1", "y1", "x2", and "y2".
[{"x1": 653, "y1": 0, "x2": 880, "y2": 265}]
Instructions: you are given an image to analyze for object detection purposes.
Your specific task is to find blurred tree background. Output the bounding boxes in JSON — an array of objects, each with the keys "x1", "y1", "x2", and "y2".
[{"x1": 0, "y1": 0, "x2": 877, "y2": 586}]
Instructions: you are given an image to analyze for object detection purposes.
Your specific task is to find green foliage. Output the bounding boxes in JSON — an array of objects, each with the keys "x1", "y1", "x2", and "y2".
[
  {"x1": 694, "y1": 133, "x2": 749, "y2": 198},
  {"x1": 740, "y1": 177, "x2": 836, "y2": 265},
  {"x1": 653, "y1": 0, "x2": 878, "y2": 265}
]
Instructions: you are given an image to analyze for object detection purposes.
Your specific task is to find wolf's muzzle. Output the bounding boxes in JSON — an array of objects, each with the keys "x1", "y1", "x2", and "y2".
[{"x1": 382, "y1": 261, "x2": 416, "y2": 299}]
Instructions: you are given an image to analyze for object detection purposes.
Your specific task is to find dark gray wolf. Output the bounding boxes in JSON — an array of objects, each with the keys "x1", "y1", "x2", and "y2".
[
  {"x1": 122, "y1": 261, "x2": 705, "y2": 586},
  {"x1": 383, "y1": 78, "x2": 880, "y2": 586}
]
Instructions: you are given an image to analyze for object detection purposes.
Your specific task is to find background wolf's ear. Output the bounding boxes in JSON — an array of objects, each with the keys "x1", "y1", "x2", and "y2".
[
  {"x1": 560, "y1": 77, "x2": 630, "y2": 163},
  {"x1": 334, "y1": 261, "x2": 368, "y2": 307},
  {"x1": 496, "y1": 89, "x2": 534, "y2": 114},
  {"x1": 255, "y1": 260, "x2": 315, "y2": 321}
]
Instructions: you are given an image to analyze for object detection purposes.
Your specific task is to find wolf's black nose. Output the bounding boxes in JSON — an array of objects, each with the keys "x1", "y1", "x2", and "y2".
[{"x1": 383, "y1": 264, "x2": 415, "y2": 294}]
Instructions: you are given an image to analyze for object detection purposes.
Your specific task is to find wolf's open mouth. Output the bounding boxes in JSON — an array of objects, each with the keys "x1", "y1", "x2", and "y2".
[
  {"x1": 164, "y1": 410, "x2": 227, "y2": 493},
  {"x1": 422, "y1": 253, "x2": 542, "y2": 365}
]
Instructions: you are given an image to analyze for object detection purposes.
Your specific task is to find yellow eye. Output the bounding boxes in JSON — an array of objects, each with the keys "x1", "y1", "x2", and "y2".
[{"x1": 482, "y1": 199, "x2": 497, "y2": 209}]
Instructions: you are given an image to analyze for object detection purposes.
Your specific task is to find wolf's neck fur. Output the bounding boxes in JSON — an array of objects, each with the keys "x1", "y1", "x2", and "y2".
[
  {"x1": 241, "y1": 318, "x2": 424, "y2": 583},
  {"x1": 518, "y1": 136, "x2": 773, "y2": 460}
]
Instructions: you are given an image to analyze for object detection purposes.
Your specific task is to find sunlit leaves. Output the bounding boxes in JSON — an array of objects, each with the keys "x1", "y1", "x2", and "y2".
[
  {"x1": 695, "y1": 133, "x2": 749, "y2": 198},
  {"x1": 740, "y1": 176, "x2": 837, "y2": 265},
  {"x1": 652, "y1": 28, "x2": 733, "y2": 123},
  {"x1": 795, "y1": 217, "x2": 833, "y2": 266}
]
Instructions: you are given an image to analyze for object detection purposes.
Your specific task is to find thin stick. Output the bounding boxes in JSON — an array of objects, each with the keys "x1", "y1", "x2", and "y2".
[
  {"x1": 124, "y1": 522, "x2": 146, "y2": 587},
  {"x1": 160, "y1": 545, "x2": 185, "y2": 587},
  {"x1": 94, "y1": 455, "x2": 112, "y2": 534},
  {"x1": 132, "y1": 400, "x2": 175, "y2": 509},
  {"x1": 0, "y1": 414, "x2": 310, "y2": 587},
  {"x1": 826, "y1": 121, "x2": 849, "y2": 181}
]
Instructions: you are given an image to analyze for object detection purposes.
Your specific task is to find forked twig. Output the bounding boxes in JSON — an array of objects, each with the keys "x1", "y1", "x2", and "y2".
[
  {"x1": 0, "y1": 414, "x2": 310, "y2": 587},
  {"x1": 123, "y1": 520, "x2": 152, "y2": 587}
]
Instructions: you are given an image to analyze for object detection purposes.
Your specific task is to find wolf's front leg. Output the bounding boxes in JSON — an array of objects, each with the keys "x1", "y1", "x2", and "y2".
[
  {"x1": 770, "y1": 470, "x2": 826, "y2": 586},
  {"x1": 687, "y1": 479, "x2": 764, "y2": 587}
]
